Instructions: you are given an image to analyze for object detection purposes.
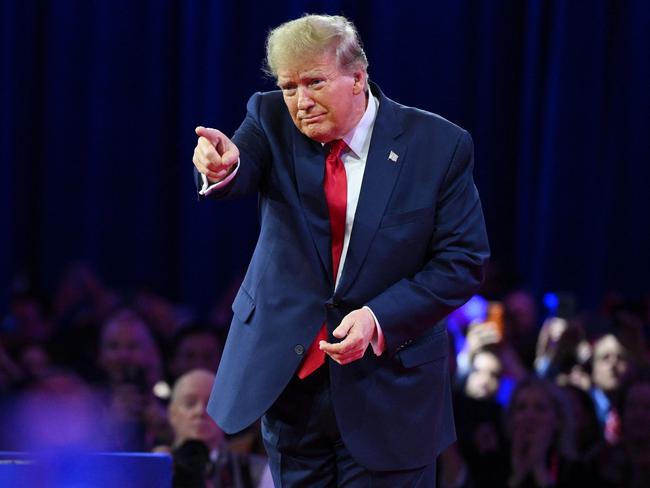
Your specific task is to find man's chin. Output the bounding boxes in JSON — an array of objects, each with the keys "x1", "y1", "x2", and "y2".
[{"x1": 300, "y1": 125, "x2": 332, "y2": 143}]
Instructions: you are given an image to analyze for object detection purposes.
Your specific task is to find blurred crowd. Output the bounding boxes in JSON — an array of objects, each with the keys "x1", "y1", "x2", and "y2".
[
  {"x1": 0, "y1": 262, "x2": 269, "y2": 487},
  {"x1": 1, "y1": 261, "x2": 649, "y2": 488},
  {"x1": 441, "y1": 289, "x2": 650, "y2": 488}
]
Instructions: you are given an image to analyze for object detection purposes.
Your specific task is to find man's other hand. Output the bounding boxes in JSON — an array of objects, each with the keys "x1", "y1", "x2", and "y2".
[
  {"x1": 193, "y1": 126, "x2": 239, "y2": 183},
  {"x1": 320, "y1": 308, "x2": 376, "y2": 365}
]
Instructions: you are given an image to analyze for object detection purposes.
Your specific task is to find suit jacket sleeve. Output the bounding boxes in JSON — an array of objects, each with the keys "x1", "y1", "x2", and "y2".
[
  {"x1": 366, "y1": 130, "x2": 489, "y2": 356},
  {"x1": 194, "y1": 93, "x2": 271, "y2": 200}
]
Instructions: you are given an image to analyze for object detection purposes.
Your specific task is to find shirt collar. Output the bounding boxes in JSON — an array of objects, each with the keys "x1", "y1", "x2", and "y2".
[{"x1": 341, "y1": 92, "x2": 379, "y2": 159}]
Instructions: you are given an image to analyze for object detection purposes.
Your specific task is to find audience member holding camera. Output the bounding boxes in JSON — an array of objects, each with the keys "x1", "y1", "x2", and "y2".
[{"x1": 162, "y1": 369, "x2": 272, "y2": 488}]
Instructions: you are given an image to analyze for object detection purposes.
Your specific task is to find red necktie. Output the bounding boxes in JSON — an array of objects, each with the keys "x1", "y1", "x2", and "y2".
[{"x1": 297, "y1": 139, "x2": 348, "y2": 379}]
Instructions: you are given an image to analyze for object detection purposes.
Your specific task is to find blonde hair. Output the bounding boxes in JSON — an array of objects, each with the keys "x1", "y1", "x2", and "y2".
[{"x1": 265, "y1": 14, "x2": 368, "y2": 78}]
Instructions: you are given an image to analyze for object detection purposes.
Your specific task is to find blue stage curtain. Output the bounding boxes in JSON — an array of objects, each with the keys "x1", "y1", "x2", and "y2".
[{"x1": 1, "y1": 0, "x2": 648, "y2": 313}]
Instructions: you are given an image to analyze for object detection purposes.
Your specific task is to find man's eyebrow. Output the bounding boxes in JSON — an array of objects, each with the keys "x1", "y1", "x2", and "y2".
[
  {"x1": 277, "y1": 71, "x2": 329, "y2": 89},
  {"x1": 301, "y1": 70, "x2": 328, "y2": 79}
]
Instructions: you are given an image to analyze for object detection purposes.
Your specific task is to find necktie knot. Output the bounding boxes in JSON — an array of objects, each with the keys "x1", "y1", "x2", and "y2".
[{"x1": 327, "y1": 139, "x2": 347, "y2": 160}]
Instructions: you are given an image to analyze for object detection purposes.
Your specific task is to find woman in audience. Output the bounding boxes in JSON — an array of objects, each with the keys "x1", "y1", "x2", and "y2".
[{"x1": 506, "y1": 377, "x2": 596, "y2": 487}]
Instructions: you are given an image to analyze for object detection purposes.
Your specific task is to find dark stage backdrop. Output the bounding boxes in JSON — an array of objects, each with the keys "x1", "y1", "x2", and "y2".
[{"x1": 2, "y1": 0, "x2": 649, "y2": 316}]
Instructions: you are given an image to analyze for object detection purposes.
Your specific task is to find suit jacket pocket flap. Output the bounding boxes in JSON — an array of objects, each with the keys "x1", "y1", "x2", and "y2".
[
  {"x1": 398, "y1": 327, "x2": 448, "y2": 368},
  {"x1": 232, "y1": 287, "x2": 255, "y2": 323},
  {"x1": 380, "y1": 207, "x2": 435, "y2": 228}
]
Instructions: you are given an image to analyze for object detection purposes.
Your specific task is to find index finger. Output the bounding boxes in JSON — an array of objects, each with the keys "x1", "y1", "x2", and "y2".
[
  {"x1": 198, "y1": 136, "x2": 220, "y2": 157},
  {"x1": 195, "y1": 126, "x2": 225, "y2": 148}
]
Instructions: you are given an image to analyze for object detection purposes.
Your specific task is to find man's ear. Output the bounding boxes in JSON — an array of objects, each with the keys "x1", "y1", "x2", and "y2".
[{"x1": 352, "y1": 70, "x2": 366, "y2": 95}]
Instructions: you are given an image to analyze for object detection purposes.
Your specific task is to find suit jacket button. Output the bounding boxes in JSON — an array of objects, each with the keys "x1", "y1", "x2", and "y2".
[{"x1": 294, "y1": 344, "x2": 305, "y2": 355}]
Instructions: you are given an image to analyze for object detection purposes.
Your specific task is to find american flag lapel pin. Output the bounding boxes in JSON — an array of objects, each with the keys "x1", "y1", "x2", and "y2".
[{"x1": 388, "y1": 150, "x2": 399, "y2": 162}]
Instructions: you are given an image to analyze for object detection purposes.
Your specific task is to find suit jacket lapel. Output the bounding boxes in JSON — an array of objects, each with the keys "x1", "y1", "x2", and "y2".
[
  {"x1": 337, "y1": 87, "x2": 407, "y2": 297},
  {"x1": 293, "y1": 131, "x2": 333, "y2": 284}
]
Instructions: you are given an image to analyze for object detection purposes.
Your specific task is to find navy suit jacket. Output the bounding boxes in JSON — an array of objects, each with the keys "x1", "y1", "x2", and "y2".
[{"x1": 202, "y1": 82, "x2": 490, "y2": 471}]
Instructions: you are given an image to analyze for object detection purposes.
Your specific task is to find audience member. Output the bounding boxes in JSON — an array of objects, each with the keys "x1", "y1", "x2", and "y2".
[
  {"x1": 503, "y1": 290, "x2": 539, "y2": 369},
  {"x1": 597, "y1": 370, "x2": 650, "y2": 487},
  {"x1": 169, "y1": 326, "x2": 222, "y2": 382},
  {"x1": 506, "y1": 377, "x2": 595, "y2": 488},
  {"x1": 453, "y1": 345, "x2": 509, "y2": 487},
  {"x1": 165, "y1": 369, "x2": 272, "y2": 488},
  {"x1": 97, "y1": 308, "x2": 170, "y2": 450},
  {"x1": 464, "y1": 347, "x2": 503, "y2": 401},
  {"x1": 134, "y1": 289, "x2": 192, "y2": 342},
  {"x1": 17, "y1": 342, "x2": 52, "y2": 383},
  {"x1": 590, "y1": 332, "x2": 630, "y2": 444},
  {"x1": 560, "y1": 384, "x2": 603, "y2": 461},
  {"x1": 1, "y1": 290, "x2": 54, "y2": 364},
  {"x1": 534, "y1": 316, "x2": 591, "y2": 389},
  {"x1": 168, "y1": 326, "x2": 264, "y2": 460},
  {"x1": 48, "y1": 262, "x2": 118, "y2": 380}
]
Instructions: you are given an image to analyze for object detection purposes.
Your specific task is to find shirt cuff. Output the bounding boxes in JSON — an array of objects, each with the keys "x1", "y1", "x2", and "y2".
[
  {"x1": 363, "y1": 306, "x2": 385, "y2": 356},
  {"x1": 198, "y1": 160, "x2": 240, "y2": 196}
]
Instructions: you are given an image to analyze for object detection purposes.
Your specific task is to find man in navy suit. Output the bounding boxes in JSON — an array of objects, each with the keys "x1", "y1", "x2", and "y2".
[{"x1": 192, "y1": 14, "x2": 489, "y2": 487}]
